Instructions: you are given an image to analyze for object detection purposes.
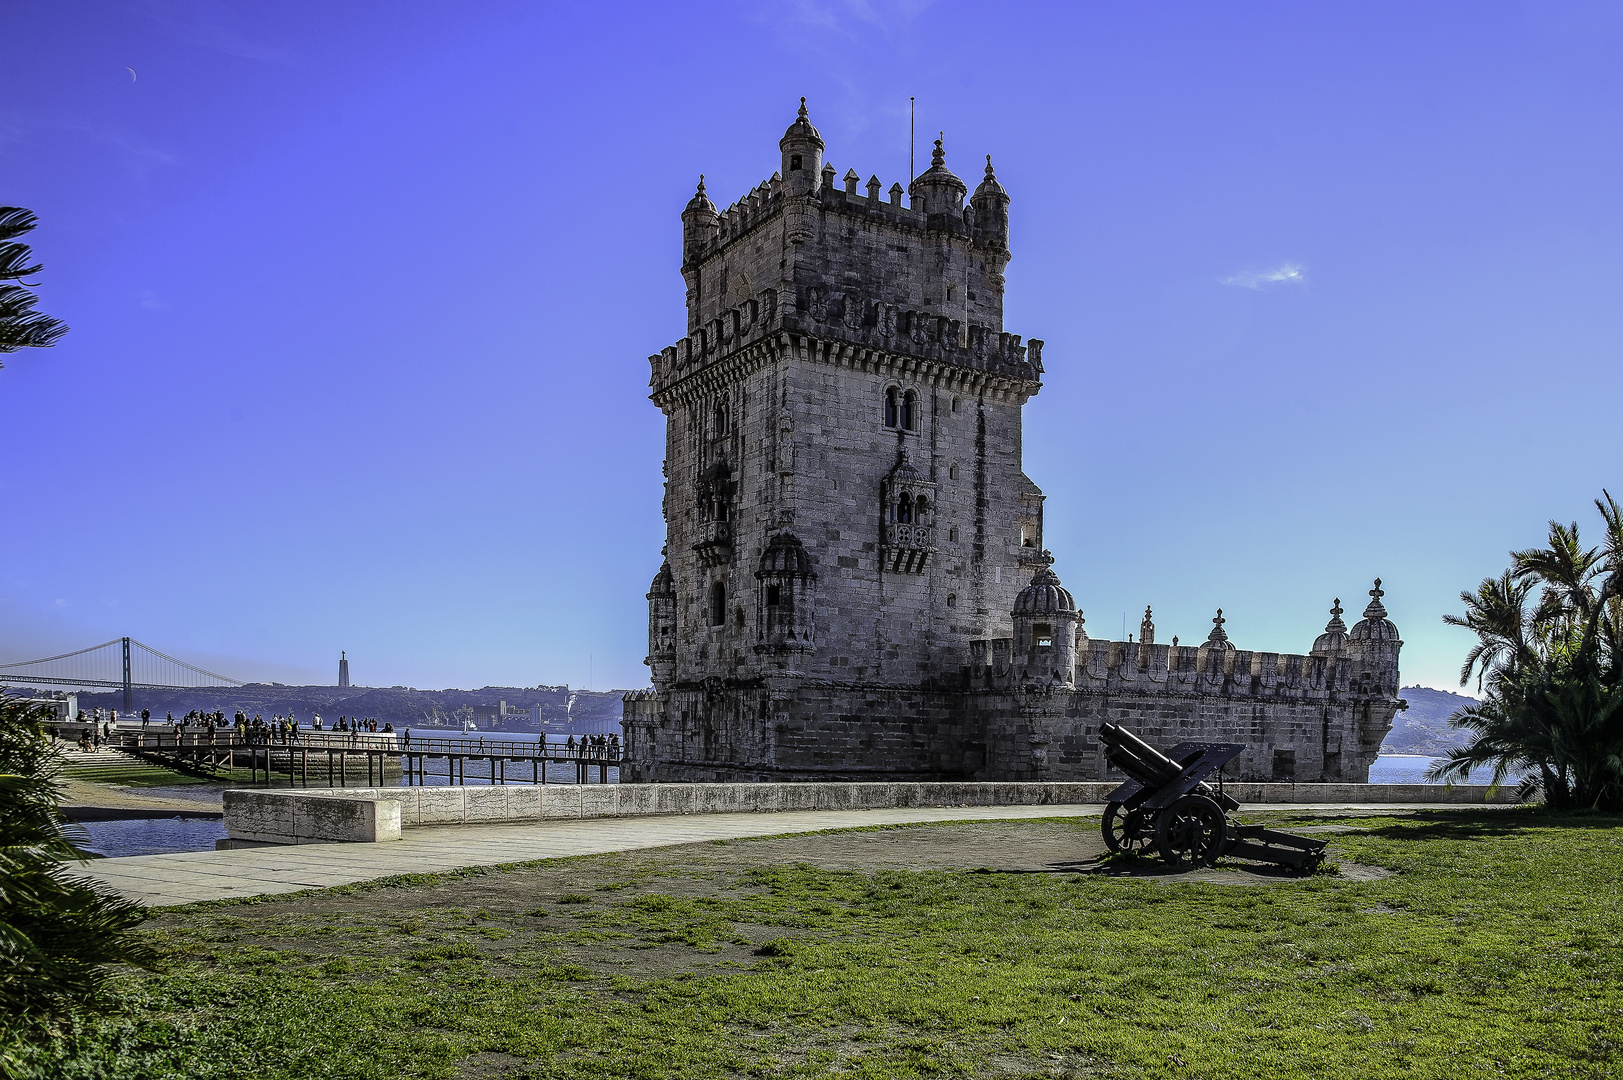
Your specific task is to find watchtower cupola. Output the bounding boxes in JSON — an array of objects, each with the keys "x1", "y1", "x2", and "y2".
[
  {"x1": 680, "y1": 175, "x2": 719, "y2": 264},
  {"x1": 908, "y1": 135, "x2": 968, "y2": 218},
  {"x1": 779, "y1": 97, "x2": 825, "y2": 198},
  {"x1": 971, "y1": 155, "x2": 1010, "y2": 250}
]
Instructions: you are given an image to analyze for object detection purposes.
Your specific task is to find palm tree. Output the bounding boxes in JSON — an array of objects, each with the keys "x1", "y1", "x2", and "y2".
[
  {"x1": 1429, "y1": 493, "x2": 1623, "y2": 811},
  {"x1": 0, "y1": 207, "x2": 69, "y2": 363},
  {"x1": 0, "y1": 697, "x2": 156, "y2": 1058}
]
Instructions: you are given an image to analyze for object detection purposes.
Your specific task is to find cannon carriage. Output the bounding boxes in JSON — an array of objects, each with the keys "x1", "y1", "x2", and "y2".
[{"x1": 1097, "y1": 722, "x2": 1328, "y2": 872}]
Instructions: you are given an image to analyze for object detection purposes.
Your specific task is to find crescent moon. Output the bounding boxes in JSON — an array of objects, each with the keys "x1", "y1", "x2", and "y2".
[{"x1": 127, "y1": 67, "x2": 137, "y2": 82}]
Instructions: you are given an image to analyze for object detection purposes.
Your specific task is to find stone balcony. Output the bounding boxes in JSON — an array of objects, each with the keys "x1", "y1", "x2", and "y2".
[
  {"x1": 882, "y1": 522, "x2": 934, "y2": 574},
  {"x1": 693, "y1": 520, "x2": 732, "y2": 567}
]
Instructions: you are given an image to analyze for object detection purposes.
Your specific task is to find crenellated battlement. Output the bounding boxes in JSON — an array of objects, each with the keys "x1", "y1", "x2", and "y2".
[{"x1": 648, "y1": 284, "x2": 1042, "y2": 399}]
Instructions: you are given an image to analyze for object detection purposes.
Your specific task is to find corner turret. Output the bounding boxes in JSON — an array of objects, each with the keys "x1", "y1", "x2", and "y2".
[
  {"x1": 779, "y1": 97, "x2": 825, "y2": 198},
  {"x1": 971, "y1": 155, "x2": 1010, "y2": 251},
  {"x1": 908, "y1": 134, "x2": 968, "y2": 218},
  {"x1": 645, "y1": 558, "x2": 676, "y2": 689},
  {"x1": 1347, "y1": 579, "x2": 1402, "y2": 694},
  {"x1": 680, "y1": 175, "x2": 719, "y2": 263},
  {"x1": 1011, "y1": 553, "x2": 1079, "y2": 686}
]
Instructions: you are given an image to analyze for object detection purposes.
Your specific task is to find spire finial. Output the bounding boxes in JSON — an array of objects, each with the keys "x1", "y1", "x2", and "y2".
[
  {"x1": 931, "y1": 133, "x2": 945, "y2": 168},
  {"x1": 1362, "y1": 578, "x2": 1389, "y2": 620},
  {"x1": 985, "y1": 154, "x2": 994, "y2": 177},
  {"x1": 1324, "y1": 598, "x2": 1347, "y2": 634},
  {"x1": 697, "y1": 174, "x2": 706, "y2": 195},
  {"x1": 1206, "y1": 608, "x2": 1231, "y2": 646},
  {"x1": 798, "y1": 96, "x2": 808, "y2": 120}
]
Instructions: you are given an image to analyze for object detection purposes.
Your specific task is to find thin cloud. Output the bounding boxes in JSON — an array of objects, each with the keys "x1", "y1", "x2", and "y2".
[{"x1": 1221, "y1": 264, "x2": 1305, "y2": 289}]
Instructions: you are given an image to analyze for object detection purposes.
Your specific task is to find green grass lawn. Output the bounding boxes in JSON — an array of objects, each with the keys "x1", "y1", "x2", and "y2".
[{"x1": 19, "y1": 808, "x2": 1623, "y2": 1079}]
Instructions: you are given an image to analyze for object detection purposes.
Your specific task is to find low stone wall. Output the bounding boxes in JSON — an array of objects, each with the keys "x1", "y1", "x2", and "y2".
[
  {"x1": 220, "y1": 781, "x2": 1519, "y2": 845},
  {"x1": 223, "y1": 789, "x2": 401, "y2": 845}
]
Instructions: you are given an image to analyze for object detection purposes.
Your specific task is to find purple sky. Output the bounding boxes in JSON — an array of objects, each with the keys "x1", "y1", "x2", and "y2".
[{"x1": 4, "y1": 1, "x2": 1621, "y2": 693}]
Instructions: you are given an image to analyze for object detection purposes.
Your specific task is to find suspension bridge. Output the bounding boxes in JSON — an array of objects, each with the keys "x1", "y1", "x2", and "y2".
[{"x1": 0, "y1": 638, "x2": 244, "y2": 711}]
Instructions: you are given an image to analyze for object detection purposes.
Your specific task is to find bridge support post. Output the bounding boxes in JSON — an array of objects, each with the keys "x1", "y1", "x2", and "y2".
[{"x1": 121, "y1": 637, "x2": 132, "y2": 714}]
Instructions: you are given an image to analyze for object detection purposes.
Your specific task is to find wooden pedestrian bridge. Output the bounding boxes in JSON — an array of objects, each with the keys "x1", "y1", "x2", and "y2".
[{"x1": 113, "y1": 728, "x2": 622, "y2": 787}]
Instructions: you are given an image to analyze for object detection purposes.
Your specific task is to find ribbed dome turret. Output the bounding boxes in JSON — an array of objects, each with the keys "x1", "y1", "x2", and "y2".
[
  {"x1": 1311, "y1": 599, "x2": 1348, "y2": 656},
  {"x1": 758, "y1": 531, "x2": 813, "y2": 576},
  {"x1": 779, "y1": 96, "x2": 824, "y2": 151},
  {"x1": 1350, "y1": 579, "x2": 1399, "y2": 642},
  {"x1": 648, "y1": 560, "x2": 675, "y2": 598},
  {"x1": 909, "y1": 134, "x2": 968, "y2": 215},
  {"x1": 684, "y1": 175, "x2": 717, "y2": 216},
  {"x1": 972, "y1": 155, "x2": 1007, "y2": 200},
  {"x1": 1013, "y1": 558, "x2": 1075, "y2": 616}
]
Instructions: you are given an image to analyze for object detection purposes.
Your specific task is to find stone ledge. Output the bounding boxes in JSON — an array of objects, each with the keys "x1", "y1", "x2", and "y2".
[
  {"x1": 222, "y1": 790, "x2": 401, "y2": 845},
  {"x1": 221, "y1": 781, "x2": 1519, "y2": 845}
]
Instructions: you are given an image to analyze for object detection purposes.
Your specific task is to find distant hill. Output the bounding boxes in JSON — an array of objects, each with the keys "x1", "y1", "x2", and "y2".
[
  {"x1": 28, "y1": 684, "x2": 633, "y2": 736},
  {"x1": 1383, "y1": 685, "x2": 1478, "y2": 755}
]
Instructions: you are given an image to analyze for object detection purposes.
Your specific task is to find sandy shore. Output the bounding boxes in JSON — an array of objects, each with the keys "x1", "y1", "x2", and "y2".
[{"x1": 58, "y1": 778, "x2": 225, "y2": 816}]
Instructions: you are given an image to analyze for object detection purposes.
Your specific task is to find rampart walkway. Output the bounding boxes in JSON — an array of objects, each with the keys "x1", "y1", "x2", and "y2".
[{"x1": 73, "y1": 802, "x2": 1464, "y2": 907}]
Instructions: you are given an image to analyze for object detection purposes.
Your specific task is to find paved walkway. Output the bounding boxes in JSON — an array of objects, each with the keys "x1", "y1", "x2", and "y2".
[{"x1": 72, "y1": 802, "x2": 1459, "y2": 907}]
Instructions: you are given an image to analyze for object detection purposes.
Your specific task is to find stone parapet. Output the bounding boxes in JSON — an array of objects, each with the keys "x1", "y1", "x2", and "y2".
[{"x1": 220, "y1": 781, "x2": 1519, "y2": 845}]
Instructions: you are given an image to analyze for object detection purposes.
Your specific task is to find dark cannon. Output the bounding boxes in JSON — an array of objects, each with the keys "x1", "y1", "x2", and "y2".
[{"x1": 1097, "y1": 722, "x2": 1328, "y2": 872}]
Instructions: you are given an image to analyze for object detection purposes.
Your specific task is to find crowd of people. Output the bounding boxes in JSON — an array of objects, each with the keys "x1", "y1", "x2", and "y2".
[{"x1": 67, "y1": 704, "x2": 620, "y2": 759}]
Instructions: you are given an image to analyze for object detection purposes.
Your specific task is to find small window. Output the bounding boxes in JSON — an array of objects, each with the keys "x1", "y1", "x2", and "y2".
[
  {"x1": 896, "y1": 497, "x2": 913, "y2": 524},
  {"x1": 951, "y1": 397, "x2": 961, "y2": 413},
  {"x1": 735, "y1": 605, "x2": 746, "y2": 629},
  {"x1": 1035, "y1": 623, "x2": 1053, "y2": 648},
  {"x1": 884, "y1": 387, "x2": 898, "y2": 428},
  {"x1": 948, "y1": 464, "x2": 958, "y2": 480},
  {"x1": 713, "y1": 398, "x2": 728, "y2": 437},
  {"x1": 765, "y1": 584, "x2": 782, "y2": 607},
  {"x1": 946, "y1": 593, "x2": 956, "y2": 608},
  {"x1": 790, "y1": 154, "x2": 803, "y2": 171},
  {"x1": 948, "y1": 526, "x2": 958, "y2": 542},
  {"x1": 915, "y1": 495, "x2": 929, "y2": 519},
  {"x1": 901, "y1": 390, "x2": 918, "y2": 431},
  {"x1": 709, "y1": 582, "x2": 726, "y2": 627}
]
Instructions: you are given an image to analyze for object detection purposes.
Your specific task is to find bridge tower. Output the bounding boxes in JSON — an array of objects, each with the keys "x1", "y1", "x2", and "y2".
[{"x1": 121, "y1": 636, "x2": 132, "y2": 712}]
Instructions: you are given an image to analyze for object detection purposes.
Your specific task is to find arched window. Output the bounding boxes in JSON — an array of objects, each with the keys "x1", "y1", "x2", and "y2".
[
  {"x1": 709, "y1": 582, "x2": 726, "y2": 627},
  {"x1": 915, "y1": 495, "x2": 929, "y2": 520},
  {"x1": 713, "y1": 397, "x2": 728, "y2": 437},
  {"x1": 765, "y1": 584, "x2": 782, "y2": 607},
  {"x1": 884, "y1": 387, "x2": 898, "y2": 428},
  {"x1": 1035, "y1": 623, "x2": 1054, "y2": 648},
  {"x1": 946, "y1": 593, "x2": 957, "y2": 609},
  {"x1": 896, "y1": 496, "x2": 913, "y2": 524},
  {"x1": 901, "y1": 390, "x2": 918, "y2": 431}
]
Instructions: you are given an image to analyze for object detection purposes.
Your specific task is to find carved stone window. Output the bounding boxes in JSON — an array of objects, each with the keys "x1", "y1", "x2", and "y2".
[
  {"x1": 709, "y1": 582, "x2": 727, "y2": 627},
  {"x1": 882, "y1": 449, "x2": 935, "y2": 574},
  {"x1": 883, "y1": 387, "x2": 899, "y2": 428},
  {"x1": 901, "y1": 390, "x2": 918, "y2": 431}
]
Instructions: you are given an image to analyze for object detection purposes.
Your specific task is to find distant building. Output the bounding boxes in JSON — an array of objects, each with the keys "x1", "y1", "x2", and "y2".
[
  {"x1": 470, "y1": 700, "x2": 542, "y2": 730},
  {"x1": 338, "y1": 651, "x2": 350, "y2": 688}
]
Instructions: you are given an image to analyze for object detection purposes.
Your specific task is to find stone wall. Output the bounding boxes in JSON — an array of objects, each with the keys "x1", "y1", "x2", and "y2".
[{"x1": 219, "y1": 780, "x2": 1521, "y2": 845}]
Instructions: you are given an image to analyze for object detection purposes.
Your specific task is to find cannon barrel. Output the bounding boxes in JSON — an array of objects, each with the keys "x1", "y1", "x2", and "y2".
[
  {"x1": 1099, "y1": 722, "x2": 1184, "y2": 786},
  {"x1": 1100, "y1": 721, "x2": 1230, "y2": 806}
]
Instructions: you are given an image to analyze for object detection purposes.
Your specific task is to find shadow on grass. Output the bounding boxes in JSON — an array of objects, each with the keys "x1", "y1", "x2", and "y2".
[
  {"x1": 968, "y1": 855, "x2": 1318, "y2": 882},
  {"x1": 1351, "y1": 805, "x2": 1623, "y2": 844}
]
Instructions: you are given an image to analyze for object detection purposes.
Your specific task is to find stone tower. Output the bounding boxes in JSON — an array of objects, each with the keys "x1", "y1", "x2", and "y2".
[
  {"x1": 646, "y1": 100, "x2": 1044, "y2": 695},
  {"x1": 622, "y1": 102, "x2": 1404, "y2": 784}
]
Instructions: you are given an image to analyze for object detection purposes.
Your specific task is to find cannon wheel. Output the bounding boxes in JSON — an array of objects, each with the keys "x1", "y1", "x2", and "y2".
[
  {"x1": 1155, "y1": 795, "x2": 1228, "y2": 868},
  {"x1": 1101, "y1": 801, "x2": 1155, "y2": 855}
]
